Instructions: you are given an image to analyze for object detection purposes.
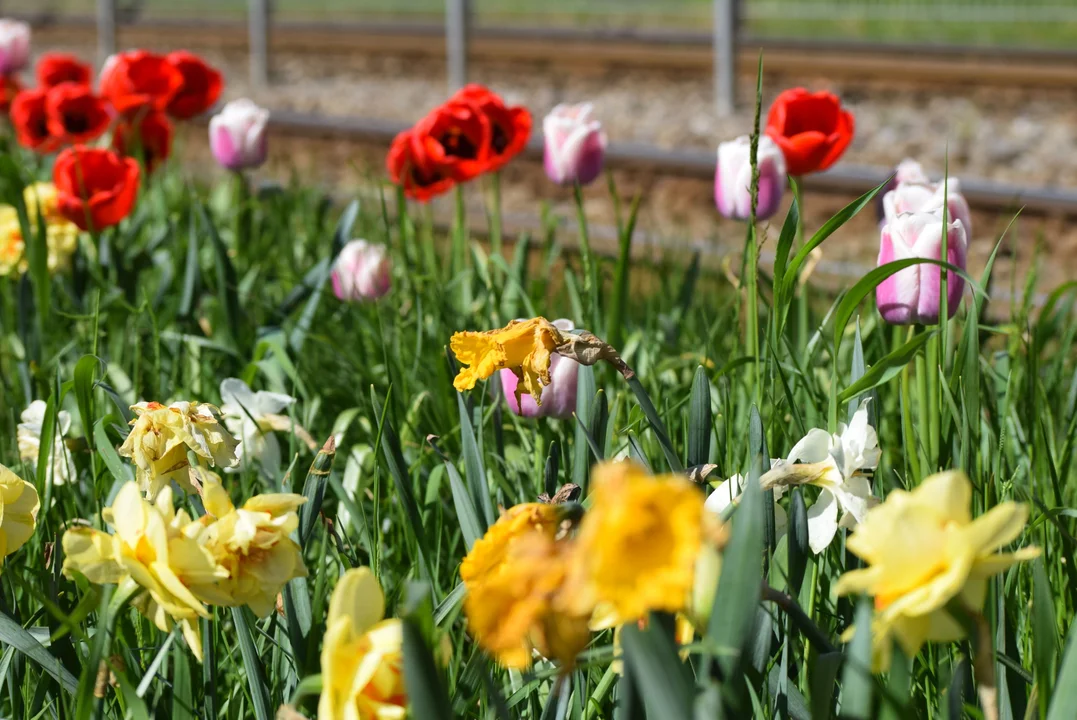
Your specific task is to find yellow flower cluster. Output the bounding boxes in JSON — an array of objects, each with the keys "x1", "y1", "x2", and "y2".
[
  {"x1": 835, "y1": 471, "x2": 1039, "y2": 671},
  {"x1": 450, "y1": 317, "x2": 566, "y2": 405},
  {"x1": 460, "y1": 461, "x2": 713, "y2": 670},
  {"x1": 0, "y1": 183, "x2": 80, "y2": 277},
  {"x1": 0, "y1": 464, "x2": 40, "y2": 569},
  {"x1": 118, "y1": 401, "x2": 239, "y2": 499},
  {"x1": 62, "y1": 479, "x2": 308, "y2": 661},
  {"x1": 319, "y1": 568, "x2": 407, "y2": 720}
]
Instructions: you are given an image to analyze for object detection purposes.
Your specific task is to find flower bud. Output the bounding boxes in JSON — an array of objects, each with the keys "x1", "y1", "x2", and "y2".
[
  {"x1": 714, "y1": 135, "x2": 786, "y2": 221},
  {"x1": 208, "y1": 99, "x2": 269, "y2": 171},
  {"x1": 0, "y1": 20, "x2": 30, "y2": 75},
  {"x1": 882, "y1": 176, "x2": 972, "y2": 242},
  {"x1": 542, "y1": 103, "x2": 607, "y2": 186},
  {"x1": 500, "y1": 318, "x2": 579, "y2": 419},
  {"x1": 331, "y1": 239, "x2": 391, "y2": 302},
  {"x1": 876, "y1": 158, "x2": 929, "y2": 222},
  {"x1": 876, "y1": 211, "x2": 967, "y2": 325}
]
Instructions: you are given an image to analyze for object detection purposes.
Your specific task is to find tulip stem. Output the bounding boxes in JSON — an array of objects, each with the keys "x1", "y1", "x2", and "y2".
[
  {"x1": 900, "y1": 325, "x2": 923, "y2": 482},
  {"x1": 573, "y1": 182, "x2": 598, "y2": 329},
  {"x1": 487, "y1": 172, "x2": 502, "y2": 259}
]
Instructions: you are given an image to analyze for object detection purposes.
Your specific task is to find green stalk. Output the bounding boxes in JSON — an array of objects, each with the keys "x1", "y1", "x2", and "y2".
[
  {"x1": 487, "y1": 172, "x2": 503, "y2": 259},
  {"x1": 745, "y1": 224, "x2": 761, "y2": 406},
  {"x1": 572, "y1": 182, "x2": 598, "y2": 328},
  {"x1": 233, "y1": 170, "x2": 250, "y2": 260},
  {"x1": 915, "y1": 332, "x2": 932, "y2": 475},
  {"x1": 926, "y1": 330, "x2": 940, "y2": 469},
  {"x1": 900, "y1": 326, "x2": 922, "y2": 483}
]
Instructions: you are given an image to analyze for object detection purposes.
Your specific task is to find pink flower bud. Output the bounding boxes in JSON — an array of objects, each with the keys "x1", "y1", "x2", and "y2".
[
  {"x1": 209, "y1": 99, "x2": 269, "y2": 171},
  {"x1": 499, "y1": 318, "x2": 579, "y2": 419},
  {"x1": 876, "y1": 159, "x2": 929, "y2": 222},
  {"x1": 882, "y1": 177, "x2": 972, "y2": 242},
  {"x1": 331, "y1": 240, "x2": 391, "y2": 302},
  {"x1": 715, "y1": 135, "x2": 786, "y2": 221},
  {"x1": 543, "y1": 103, "x2": 607, "y2": 186},
  {"x1": 0, "y1": 20, "x2": 30, "y2": 75},
  {"x1": 876, "y1": 211, "x2": 967, "y2": 325}
]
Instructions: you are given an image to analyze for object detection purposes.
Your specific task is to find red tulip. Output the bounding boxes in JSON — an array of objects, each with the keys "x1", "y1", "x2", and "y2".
[
  {"x1": 10, "y1": 89, "x2": 55, "y2": 151},
  {"x1": 99, "y1": 50, "x2": 183, "y2": 116},
  {"x1": 765, "y1": 88, "x2": 854, "y2": 176},
  {"x1": 113, "y1": 111, "x2": 174, "y2": 173},
  {"x1": 0, "y1": 74, "x2": 21, "y2": 115},
  {"x1": 164, "y1": 51, "x2": 222, "y2": 120},
  {"x1": 53, "y1": 147, "x2": 140, "y2": 231},
  {"x1": 45, "y1": 83, "x2": 110, "y2": 145},
  {"x1": 36, "y1": 52, "x2": 92, "y2": 89},
  {"x1": 450, "y1": 84, "x2": 531, "y2": 172}
]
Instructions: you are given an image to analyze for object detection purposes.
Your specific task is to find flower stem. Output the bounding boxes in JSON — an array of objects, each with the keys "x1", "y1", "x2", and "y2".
[{"x1": 572, "y1": 182, "x2": 598, "y2": 328}]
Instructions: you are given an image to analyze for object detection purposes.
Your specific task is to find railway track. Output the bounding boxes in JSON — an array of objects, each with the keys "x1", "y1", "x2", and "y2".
[{"x1": 22, "y1": 16, "x2": 1077, "y2": 89}]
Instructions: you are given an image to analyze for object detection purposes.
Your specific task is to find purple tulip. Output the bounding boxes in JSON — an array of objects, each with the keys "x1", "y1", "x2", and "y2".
[
  {"x1": 715, "y1": 135, "x2": 786, "y2": 221},
  {"x1": 876, "y1": 211, "x2": 967, "y2": 325},
  {"x1": 0, "y1": 20, "x2": 29, "y2": 75},
  {"x1": 543, "y1": 103, "x2": 607, "y2": 186},
  {"x1": 331, "y1": 240, "x2": 391, "y2": 302},
  {"x1": 882, "y1": 176, "x2": 972, "y2": 242},
  {"x1": 209, "y1": 99, "x2": 269, "y2": 171},
  {"x1": 499, "y1": 318, "x2": 579, "y2": 419}
]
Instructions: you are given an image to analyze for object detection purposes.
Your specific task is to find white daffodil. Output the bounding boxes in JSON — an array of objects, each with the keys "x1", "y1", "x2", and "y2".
[
  {"x1": 17, "y1": 400, "x2": 75, "y2": 486},
  {"x1": 704, "y1": 471, "x2": 788, "y2": 534},
  {"x1": 219, "y1": 379, "x2": 315, "y2": 473},
  {"x1": 766, "y1": 400, "x2": 881, "y2": 554}
]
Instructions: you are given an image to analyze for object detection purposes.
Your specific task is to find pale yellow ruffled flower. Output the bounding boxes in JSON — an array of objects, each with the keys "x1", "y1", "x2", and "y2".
[
  {"x1": 0, "y1": 184, "x2": 80, "y2": 277},
  {"x1": 194, "y1": 472, "x2": 307, "y2": 617},
  {"x1": 61, "y1": 482, "x2": 227, "y2": 661},
  {"x1": 834, "y1": 470, "x2": 1040, "y2": 671},
  {"x1": 0, "y1": 464, "x2": 40, "y2": 568},
  {"x1": 319, "y1": 568, "x2": 407, "y2": 720},
  {"x1": 118, "y1": 401, "x2": 239, "y2": 499},
  {"x1": 450, "y1": 318, "x2": 566, "y2": 405}
]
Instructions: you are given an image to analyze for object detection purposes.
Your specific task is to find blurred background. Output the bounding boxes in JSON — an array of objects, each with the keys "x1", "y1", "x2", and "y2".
[{"x1": 8, "y1": 0, "x2": 1077, "y2": 293}]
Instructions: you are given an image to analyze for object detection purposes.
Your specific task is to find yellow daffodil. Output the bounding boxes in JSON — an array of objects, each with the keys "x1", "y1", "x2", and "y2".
[
  {"x1": 0, "y1": 184, "x2": 81, "y2": 277},
  {"x1": 319, "y1": 567, "x2": 406, "y2": 720},
  {"x1": 0, "y1": 464, "x2": 40, "y2": 568},
  {"x1": 450, "y1": 318, "x2": 567, "y2": 405},
  {"x1": 564, "y1": 461, "x2": 703, "y2": 628},
  {"x1": 61, "y1": 482, "x2": 227, "y2": 661},
  {"x1": 118, "y1": 401, "x2": 239, "y2": 499},
  {"x1": 195, "y1": 472, "x2": 308, "y2": 617},
  {"x1": 834, "y1": 470, "x2": 1040, "y2": 671},
  {"x1": 460, "y1": 502, "x2": 562, "y2": 583}
]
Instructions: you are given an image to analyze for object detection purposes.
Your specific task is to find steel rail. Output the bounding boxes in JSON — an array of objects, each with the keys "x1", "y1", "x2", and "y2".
[{"x1": 264, "y1": 109, "x2": 1077, "y2": 217}]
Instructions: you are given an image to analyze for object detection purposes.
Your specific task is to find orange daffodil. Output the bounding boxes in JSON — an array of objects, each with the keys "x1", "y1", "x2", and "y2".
[
  {"x1": 0, "y1": 464, "x2": 40, "y2": 568},
  {"x1": 319, "y1": 567, "x2": 407, "y2": 720},
  {"x1": 834, "y1": 471, "x2": 1039, "y2": 671},
  {"x1": 450, "y1": 318, "x2": 567, "y2": 406}
]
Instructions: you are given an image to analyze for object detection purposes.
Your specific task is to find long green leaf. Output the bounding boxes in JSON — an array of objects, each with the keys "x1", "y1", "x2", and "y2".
[
  {"x1": 837, "y1": 330, "x2": 937, "y2": 404},
  {"x1": 230, "y1": 607, "x2": 273, "y2": 720},
  {"x1": 0, "y1": 611, "x2": 78, "y2": 694}
]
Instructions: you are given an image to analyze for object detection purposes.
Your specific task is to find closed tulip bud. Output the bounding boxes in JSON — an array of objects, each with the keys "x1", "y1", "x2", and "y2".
[
  {"x1": 715, "y1": 135, "x2": 786, "y2": 221},
  {"x1": 876, "y1": 158, "x2": 929, "y2": 222},
  {"x1": 499, "y1": 318, "x2": 579, "y2": 419},
  {"x1": 543, "y1": 103, "x2": 607, "y2": 186},
  {"x1": 882, "y1": 177, "x2": 972, "y2": 242},
  {"x1": 876, "y1": 211, "x2": 967, "y2": 325},
  {"x1": 0, "y1": 20, "x2": 30, "y2": 75},
  {"x1": 331, "y1": 239, "x2": 390, "y2": 302},
  {"x1": 208, "y1": 99, "x2": 269, "y2": 171}
]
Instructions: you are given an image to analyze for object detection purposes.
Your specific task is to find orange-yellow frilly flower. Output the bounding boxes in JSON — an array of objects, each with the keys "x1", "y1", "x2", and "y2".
[
  {"x1": 118, "y1": 401, "x2": 239, "y2": 499},
  {"x1": 193, "y1": 472, "x2": 308, "y2": 618},
  {"x1": 61, "y1": 482, "x2": 227, "y2": 661},
  {"x1": 319, "y1": 568, "x2": 406, "y2": 720},
  {"x1": 564, "y1": 461, "x2": 704, "y2": 628},
  {"x1": 0, "y1": 464, "x2": 40, "y2": 568},
  {"x1": 461, "y1": 504, "x2": 591, "y2": 669},
  {"x1": 450, "y1": 318, "x2": 567, "y2": 406},
  {"x1": 834, "y1": 470, "x2": 1040, "y2": 671}
]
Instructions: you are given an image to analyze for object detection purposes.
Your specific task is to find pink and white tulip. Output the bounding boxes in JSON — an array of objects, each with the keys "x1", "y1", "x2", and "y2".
[
  {"x1": 0, "y1": 20, "x2": 29, "y2": 75},
  {"x1": 882, "y1": 176, "x2": 972, "y2": 242},
  {"x1": 715, "y1": 135, "x2": 786, "y2": 221},
  {"x1": 500, "y1": 318, "x2": 579, "y2": 419},
  {"x1": 543, "y1": 103, "x2": 607, "y2": 186},
  {"x1": 209, "y1": 99, "x2": 269, "y2": 171},
  {"x1": 331, "y1": 239, "x2": 391, "y2": 302},
  {"x1": 876, "y1": 211, "x2": 967, "y2": 325}
]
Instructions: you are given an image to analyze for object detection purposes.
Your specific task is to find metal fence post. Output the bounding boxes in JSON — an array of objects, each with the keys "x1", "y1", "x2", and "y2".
[
  {"x1": 446, "y1": 0, "x2": 470, "y2": 90},
  {"x1": 249, "y1": 0, "x2": 271, "y2": 88},
  {"x1": 97, "y1": 0, "x2": 117, "y2": 67},
  {"x1": 714, "y1": 0, "x2": 737, "y2": 117}
]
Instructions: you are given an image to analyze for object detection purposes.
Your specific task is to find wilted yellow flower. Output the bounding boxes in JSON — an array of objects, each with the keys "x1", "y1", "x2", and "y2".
[
  {"x1": 195, "y1": 472, "x2": 308, "y2": 617},
  {"x1": 319, "y1": 568, "x2": 406, "y2": 720},
  {"x1": 834, "y1": 471, "x2": 1040, "y2": 671},
  {"x1": 118, "y1": 401, "x2": 239, "y2": 499},
  {"x1": 0, "y1": 464, "x2": 40, "y2": 567},
  {"x1": 61, "y1": 482, "x2": 227, "y2": 661},
  {"x1": 450, "y1": 318, "x2": 567, "y2": 405},
  {"x1": 0, "y1": 184, "x2": 81, "y2": 276},
  {"x1": 462, "y1": 521, "x2": 590, "y2": 669},
  {"x1": 565, "y1": 461, "x2": 704, "y2": 627}
]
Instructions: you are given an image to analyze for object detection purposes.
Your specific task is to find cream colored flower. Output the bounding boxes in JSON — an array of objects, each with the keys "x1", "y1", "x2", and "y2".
[
  {"x1": 17, "y1": 400, "x2": 75, "y2": 486},
  {"x1": 218, "y1": 378, "x2": 313, "y2": 473},
  {"x1": 118, "y1": 401, "x2": 239, "y2": 498},
  {"x1": 0, "y1": 464, "x2": 40, "y2": 568}
]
